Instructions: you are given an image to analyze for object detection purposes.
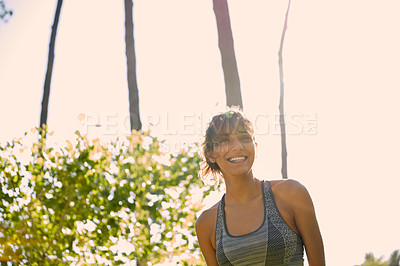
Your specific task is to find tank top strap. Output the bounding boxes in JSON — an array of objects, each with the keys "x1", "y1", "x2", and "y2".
[
  {"x1": 262, "y1": 180, "x2": 273, "y2": 209},
  {"x1": 263, "y1": 180, "x2": 305, "y2": 264},
  {"x1": 215, "y1": 194, "x2": 233, "y2": 265},
  {"x1": 215, "y1": 194, "x2": 225, "y2": 241},
  {"x1": 263, "y1": 180, "x2": 272, "y2": 194},
  {"x1": 263, "y1": 180, "x2": 281, "y2": 222}
]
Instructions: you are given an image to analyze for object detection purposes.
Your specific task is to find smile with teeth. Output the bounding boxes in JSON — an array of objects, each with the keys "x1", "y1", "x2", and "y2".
[{"x1": 228, "y1": 156, "x2": 247, "y2": 163}]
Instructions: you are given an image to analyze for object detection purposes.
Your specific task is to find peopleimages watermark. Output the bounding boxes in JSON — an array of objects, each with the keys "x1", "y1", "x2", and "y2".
[{"x1": 78, "y1": 111, "x2": 318, "y2": 137}]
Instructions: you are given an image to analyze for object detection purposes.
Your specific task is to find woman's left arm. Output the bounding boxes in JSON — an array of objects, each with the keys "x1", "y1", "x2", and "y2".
[{"x1": 289, "y1": 181, "x2": 325, "y2": 266}]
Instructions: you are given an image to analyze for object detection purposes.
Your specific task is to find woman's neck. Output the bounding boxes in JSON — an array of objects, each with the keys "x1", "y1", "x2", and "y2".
[{"x1": 224, "y1": 172, "x2": 261, "y2": 204}]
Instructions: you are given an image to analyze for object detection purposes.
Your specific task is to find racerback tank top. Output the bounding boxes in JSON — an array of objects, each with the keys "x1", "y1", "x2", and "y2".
[{"x1": 215, "y1": 181, "x2": 304, "y2": 265}]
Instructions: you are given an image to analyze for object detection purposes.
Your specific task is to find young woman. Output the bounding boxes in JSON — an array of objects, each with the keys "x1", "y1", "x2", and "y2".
[{"x1": 195, "y1": 109, "x2": 325, "y2": 266}]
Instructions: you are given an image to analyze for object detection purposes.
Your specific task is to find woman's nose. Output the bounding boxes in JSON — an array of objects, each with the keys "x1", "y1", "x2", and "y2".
[{"x1": 230, "y1": 137, "x2": 244, "y2": 151}]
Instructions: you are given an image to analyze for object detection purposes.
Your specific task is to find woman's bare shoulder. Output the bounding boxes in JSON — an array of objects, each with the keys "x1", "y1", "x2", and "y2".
[
  {"x1": 270, "y1": 179, "x2": 307, "y2": 194},
  {"x1": 195, "y1": 201, "x2": 220, "y2": 263},
  {"x1": 195, "y1": 201, "x2": 219, "y2": 230},
  {"x1": 270, "y1": 179, "x2": 312, "y2": 208}
]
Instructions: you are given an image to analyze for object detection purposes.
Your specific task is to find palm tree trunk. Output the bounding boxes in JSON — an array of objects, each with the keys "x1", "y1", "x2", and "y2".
[
  {"x1": 212, "y1": 0, "x2": 243, "y2": 109},
  {"x1": 124, "y1": 0, "x2": 142, "y2": 131},
  {"x1": 278, "y1": 0, "x2": 292, "y2": 179},
  {"x1": 39, "y1": 0, "x2": 63, "y2": 129}
]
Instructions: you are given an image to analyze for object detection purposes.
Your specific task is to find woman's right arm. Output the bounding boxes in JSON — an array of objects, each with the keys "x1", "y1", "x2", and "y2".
[{"x1": 195, "y1": 209, "x2": 219, "y2": 266}]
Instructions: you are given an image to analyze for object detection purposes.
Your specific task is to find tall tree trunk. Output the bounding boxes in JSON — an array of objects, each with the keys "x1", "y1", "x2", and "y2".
[
  {"x1": 212, "y1": 0, "x2": 243, "y2": 109},
  {"x1": 278, "y1": 0, "x2": 292, "y2": 179},
  {"x1": 39, "y1": 0, "x2": 63, "y2": 130},
  {"x1": 124, "y1": 0, "x2": 142, "y2": 131}
]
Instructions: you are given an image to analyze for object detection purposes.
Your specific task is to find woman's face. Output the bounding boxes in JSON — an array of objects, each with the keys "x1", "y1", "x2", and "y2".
[{"x1": 208, "y1": 130, "x2": 256, "y2": 179}]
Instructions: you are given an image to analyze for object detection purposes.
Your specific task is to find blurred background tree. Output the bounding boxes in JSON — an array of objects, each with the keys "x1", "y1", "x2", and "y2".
[
  {"x1": 277, "y1": 0, "x2": 291, "y2": 180},
  {"x1": 389, "y1": 250, "x2": 400, "y2": 266},
  {"x1": 358, "y1": 250, "x2": 400, "y2": 266},
  {"x1": 0, "y1": 129, "x2": 211, "y2": 265},
  {"x1": 124, "y1": 0, "x2": 142, "y2": 131},
  {"x1": 39, "y1": 0, "x2": 64, "y2": 133},
  {"x1": 212, "y1": 0, "x2": 242, "y2": 109}
]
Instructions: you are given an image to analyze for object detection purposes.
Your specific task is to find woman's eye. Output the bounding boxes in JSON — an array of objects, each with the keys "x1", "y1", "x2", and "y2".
[
  {"x1": 240, "y1": 136, "x2": 252, "y2": 141},
  {"x1": 213, "y1": 140, "x2": 228, "y2": 147}
]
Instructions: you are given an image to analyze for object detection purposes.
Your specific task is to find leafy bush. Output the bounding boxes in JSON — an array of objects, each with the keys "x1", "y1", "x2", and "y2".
[
  {"x1": 0, "y1": 129, "x2": 210, "y2": 265},
  {"x1": 358, "y1": 250, "x2": 400, "y2": 266}
]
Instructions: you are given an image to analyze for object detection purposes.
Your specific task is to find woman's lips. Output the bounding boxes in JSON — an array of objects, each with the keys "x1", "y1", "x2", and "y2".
[{"x1": 227, "y1": 156, "x2": 247, "y2": 163}]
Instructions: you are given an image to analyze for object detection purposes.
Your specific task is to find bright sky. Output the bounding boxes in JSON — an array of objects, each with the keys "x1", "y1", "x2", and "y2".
[{"x1": 1, "y1": 0, "x2": 400, "y2": 265}]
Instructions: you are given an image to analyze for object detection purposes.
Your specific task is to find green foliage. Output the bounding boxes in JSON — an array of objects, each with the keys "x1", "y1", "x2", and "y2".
[
  {"x1": 0, "y1": 129, "x2": 210, "y2": 265},
  {"x1": 389, "y1": 250, "x2": 400, "y2": 266},
  {"x1": 360, "y1": 253, "x2": 388, "y2": 266},
  {"x1": 359, "y1": 250, "x2": 400, "y2": 266}
]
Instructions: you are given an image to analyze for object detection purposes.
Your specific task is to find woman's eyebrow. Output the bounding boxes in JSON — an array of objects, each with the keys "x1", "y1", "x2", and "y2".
[
  {"x1": 217, "y1": 133, "x2": 230, "y2": 138},
  {"x1": 213, "y1": 134, "x2": 229, "y2": 141}
]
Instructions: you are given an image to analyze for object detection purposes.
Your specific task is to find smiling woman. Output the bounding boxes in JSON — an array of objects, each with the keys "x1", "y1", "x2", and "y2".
[
  {"x1": 200, "y1": 108, "x2": 255, "y2": 183},
  {"x1": 195, "y1": 108, "x2": 325, "y2": 266}
]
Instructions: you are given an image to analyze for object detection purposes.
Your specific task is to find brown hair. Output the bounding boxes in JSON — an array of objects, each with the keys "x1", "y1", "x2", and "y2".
[{"x1": 199, "y1": 107, "x2": 255, "y2": 184}]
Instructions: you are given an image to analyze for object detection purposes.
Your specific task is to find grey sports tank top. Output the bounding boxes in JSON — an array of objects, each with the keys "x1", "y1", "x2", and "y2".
[{"x1": 215, "y1": 181, "x2": 304, "y2": 265}]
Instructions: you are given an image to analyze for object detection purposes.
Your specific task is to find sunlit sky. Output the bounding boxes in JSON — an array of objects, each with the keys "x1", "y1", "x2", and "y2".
[{"x1": 1, "y1": 0, "x2": 400, "y2": 265}]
